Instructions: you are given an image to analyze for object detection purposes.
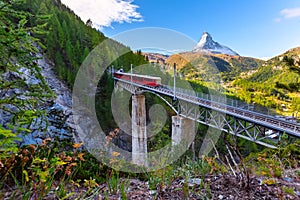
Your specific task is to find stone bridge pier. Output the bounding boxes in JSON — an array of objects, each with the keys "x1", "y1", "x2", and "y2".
[
  {"x1": 131, "y1": 95, "x2": 196, "y2": 167},
  {"x1": 132, "y1": 94, "x2": 148, "y2": 166},
  {"x1": 172, "y1": 115, "x2": 195, "y2": 152}
]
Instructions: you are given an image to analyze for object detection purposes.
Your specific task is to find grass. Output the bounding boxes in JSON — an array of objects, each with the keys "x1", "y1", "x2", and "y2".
[{"x1": 1, "y1": 136, "x2": 299, "y2": 199}]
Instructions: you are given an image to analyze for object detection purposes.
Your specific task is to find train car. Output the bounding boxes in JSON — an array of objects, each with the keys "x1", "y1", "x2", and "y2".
[{"x1": 113, "y1": 71, "x2": 162, "y2": 87}]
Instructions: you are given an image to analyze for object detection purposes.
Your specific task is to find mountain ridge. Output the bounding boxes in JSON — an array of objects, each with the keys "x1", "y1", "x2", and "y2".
[
  {"x1": 164, "y1": 51, "x2": 263, "y2": 82},
  {"x1": 193, "y1": 32, "x2": 239, "y2": 56}
]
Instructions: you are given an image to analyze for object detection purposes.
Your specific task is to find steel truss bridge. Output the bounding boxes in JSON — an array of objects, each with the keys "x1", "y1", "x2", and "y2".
[{"x1": 114, "y1": 77, "x2": 300, "y2": 149}]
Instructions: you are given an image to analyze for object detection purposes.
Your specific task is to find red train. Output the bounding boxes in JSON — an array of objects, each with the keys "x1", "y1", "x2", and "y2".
[{"x1": 113, "y1": 71, "x2": 162, "y2": 87}]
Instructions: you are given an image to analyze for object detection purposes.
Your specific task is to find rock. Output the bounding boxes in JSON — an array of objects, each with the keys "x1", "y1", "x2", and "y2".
[
  {"x1": 180, "y1": 178, "x2": 202, "y2": 187},
  {"x1": 283, "y1": 177, "x2": 294, "y2": 183},
  {"x1": 187, "y1": 178, "x2": 202, "y2": 187},
  {"x1": 1, "y1": 46, "x2": 79, "y2": 145},
  {"x1": 149, "y1": 190, "x2": 156, "y2": 195},
  {"x1": 113, "y1": 131, "x2": 132, "y2": 152},
  {"x1": 218, "y1": 194, "x2": 224, "y2": 199}
]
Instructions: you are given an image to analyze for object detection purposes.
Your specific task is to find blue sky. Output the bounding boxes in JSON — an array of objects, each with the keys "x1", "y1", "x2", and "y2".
[{"x1": 62, "y1": 0, "x2": 300, "y2": 59}]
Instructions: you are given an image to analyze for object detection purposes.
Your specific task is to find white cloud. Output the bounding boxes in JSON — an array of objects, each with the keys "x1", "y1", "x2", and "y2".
[
  {"x1": 60, "y1": 0, "x2": 143, "y2": 29},
  {"x1": 280, "y1": 7, "x2": 300, "y2": 19},
  {"x1": 276, "y1": 7, "x2": 300, "y2": 22},
  {"x1": 274, "y1": 18, "x2": 281, "y2": 23}
]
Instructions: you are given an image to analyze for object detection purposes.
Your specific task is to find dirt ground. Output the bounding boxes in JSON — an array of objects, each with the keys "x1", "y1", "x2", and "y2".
[{"x1": 2, "y1": 173, "x2": 300, "y2": 199}]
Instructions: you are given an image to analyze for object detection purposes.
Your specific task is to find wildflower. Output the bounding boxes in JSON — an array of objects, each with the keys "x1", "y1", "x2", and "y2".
[
  {"x1": 78, "y1": 153, "x2": 85, "y2": 161},
  {"x1": 73, "y1": 142, "x2": 83, "y2": 149},
  {"x1": 65, "y1": 156, "x2": 72, "y2": 162}
]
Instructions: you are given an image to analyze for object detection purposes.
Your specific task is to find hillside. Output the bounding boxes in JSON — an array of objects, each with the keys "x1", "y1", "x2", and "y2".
[
  {"x1": 22, "y1": 0, "x2": 146, "y2": 87},
  {"x1": 268, "y1": 47, "x2": 300, "y2": 65},
  {"x1": 142, "y1": 52, "x2": 169, "y2": 64},
  {"x1": 165, "y1": 52, "x2": 263, "y2": 82},
  {"x1": 230, "y1": 47, "x2": 300, "y2": 116}
]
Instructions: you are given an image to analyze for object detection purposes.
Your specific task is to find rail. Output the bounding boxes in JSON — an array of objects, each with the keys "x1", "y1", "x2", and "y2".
[{"x1": 114, "y1": 77, "x2": 300, "y2": 138}]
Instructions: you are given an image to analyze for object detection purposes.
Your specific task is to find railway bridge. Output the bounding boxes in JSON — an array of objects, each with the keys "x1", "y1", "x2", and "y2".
[{"x1": 113, "y1": 67, "x2": 300, "y2": 166}]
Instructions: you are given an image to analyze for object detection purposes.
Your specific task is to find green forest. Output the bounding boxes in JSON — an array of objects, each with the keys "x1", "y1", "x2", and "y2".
[
  {"x1": 22, "y1": 0, "x2": 146, "y2": 87},
  {"x1": 1, "y1": 0, "x2": 300, "y2": 199}
]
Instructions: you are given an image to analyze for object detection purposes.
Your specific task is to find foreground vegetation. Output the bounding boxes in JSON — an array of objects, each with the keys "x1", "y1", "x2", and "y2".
[{"x1": 1, "y1": 136, "x2": 299, "y2": 199}]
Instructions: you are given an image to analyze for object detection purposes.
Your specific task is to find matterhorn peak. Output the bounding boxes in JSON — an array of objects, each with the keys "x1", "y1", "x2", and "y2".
[
  {"x1": 198, "y1": 32, "x2": 213, "y2": 46},
  {"x1": 193, "y1": 32, "x2": 239, "y2": 56}
]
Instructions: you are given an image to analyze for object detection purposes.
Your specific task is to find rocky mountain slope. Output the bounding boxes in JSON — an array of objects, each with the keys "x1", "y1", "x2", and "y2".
[{"x1": 193, "y1": 32, "x2": 239, "y2": 56}]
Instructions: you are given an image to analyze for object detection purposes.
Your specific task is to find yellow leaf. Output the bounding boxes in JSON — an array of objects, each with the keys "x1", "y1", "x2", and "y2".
[
  {"x1": 23, "y1": 170, "x2": 29, "y2": 182},
  {"x1": 69, "y1": 162, "x2": 77, "y2": 167},
  {"x1": 262, "y1": 178, "x2": 277, "y2": 185},
  {"x1": 56, "y1": 161, "x2": 68, "y2": 166},
  {"x1": 39, "y1": 171, "x2": 49, "y2": 183},
  {"x1": 261, "y1": 171, "x2": 267, "y2": 175},
  {"x1": 112, "y1": 151, "x2": 120, "y2": 157}
]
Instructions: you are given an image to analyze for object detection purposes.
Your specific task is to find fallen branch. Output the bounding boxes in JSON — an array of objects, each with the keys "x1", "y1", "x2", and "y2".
[
  {"x1": 226, "y1": 144, "x2": 240, "y2": 174},
  {"x1": 225, "y1": 155, "x2": 237, "y2": 177}
]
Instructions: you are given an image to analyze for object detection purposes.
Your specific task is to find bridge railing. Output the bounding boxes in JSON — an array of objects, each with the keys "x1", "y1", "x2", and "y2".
[{"x1": 162, "y1": 84, "x2": 299, "y2": 125}]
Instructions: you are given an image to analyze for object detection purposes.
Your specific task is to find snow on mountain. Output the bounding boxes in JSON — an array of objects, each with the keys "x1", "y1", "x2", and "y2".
[{"x1": 193, "y1": 32, "x2": 239, "y2": 56}]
